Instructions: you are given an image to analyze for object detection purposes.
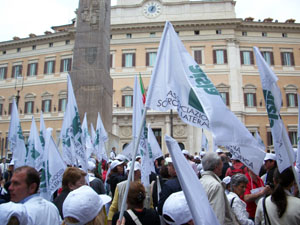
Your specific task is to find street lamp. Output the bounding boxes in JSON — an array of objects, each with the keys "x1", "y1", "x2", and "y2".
[{"x1": 14, "y1": 75, "x2": 24, "y2": 108}]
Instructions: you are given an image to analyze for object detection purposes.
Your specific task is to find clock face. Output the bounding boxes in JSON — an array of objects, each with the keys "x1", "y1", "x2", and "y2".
[{"x1": 143, "y1": 1, "x2": 162, "y2": 18}]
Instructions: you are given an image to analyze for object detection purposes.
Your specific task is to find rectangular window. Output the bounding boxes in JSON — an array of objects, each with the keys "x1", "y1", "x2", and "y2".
[
  {"x1": 216, "y1": 30, "x2": 222, "y2": 35},
  {"x1": 8, "y1": 103, "x2": 12, "y2": 115},
  {"x1": 213, "y1": 50, "x2": 227, "y2": 64},
  {"x1": 220, "y1": 92, "x2": 229, "y2": 106},
  {"x1": 58, "y1": 98, "x2": 67, "y2": 112},
  {"x1": 194, "y1": 30, "x2": 200, "y2": 35},
  {"x1": 267, "y1": 131, "x2": 273, "y2": 146},
  {"x1": 24, "y1": 101, "x2": 34, "y2": 114},
  {"x1": 42, "y1": 100, "x2": 52, "y2": 113},
  {"x1": 289, "y1": 131, "x2": 297, "y2": 146},
  {"x1": 126, "y1": 33, "x2": 132, "y2": 39},
  {"x1": 242, "y1": 31, "x2": 247, "y2": 36},
  {"x1": 262, "y1": 52, "x2": 274, "y2": 65},
  {"x1": 0, "y1": 67, "x2": 7, "y2": 80},
  {"x1": 240, "y1": 51, "x2": 254, "y2": 65},
  {"x1": 244, "y1": 93, "x2": 257, "y2": 107},
  {"x1": 12, "y1": 65, "x2": 23, "y2": 78},
  {"x1": 152, "y1": 128, "x2": 162, "y2": 148},
  {"x1": 44, "y1": 61, "x2": 55, "y2": 74},
  {"x1": 32, "y1": 45, "x2": 36, "y2": 50},
  {"x1": 60, "y1": 58, "x2": 72, "y2": 72},
  {"x1": 49, "y1": 43, "x2": 53, "y2": 47},
  {"x1": 194, "y1": 50, "x2": 202, "y2": 65},
  {"x1": 0, "y1": 104, "x2": 3, "y2": 115},
  {"x1": 282, "y1": 33, "x2": 288, "y2": 38},
  {"x1": 27, "y1": 63, "x2": 38, "y2": 76},
  {"x1": 146, "y1": 52, "x2": 157, "y2": 67},
  {"x1": 262, "y1": 32, "x2": 267, "y2": 37},
  {"x1": 150, "y1": 32, "x2": 156, "y2": 37},
  {"x1": 65, "y1": 40, "x2": 70, "y2": 45},
  {"x1": 122, "y1": 95, "x2": 133, "y2": 107},
  {"x1": 286, "y1": 93, "x2": 298, "y2": 107},
  {"x1": 122, "y1": 53, "x2": 136, "y2": 68},
  {"x1": 281, "y1": 52, "x2": 295, "y2": 66}
]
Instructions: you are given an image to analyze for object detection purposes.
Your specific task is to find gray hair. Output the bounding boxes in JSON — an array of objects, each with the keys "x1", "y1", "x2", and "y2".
[
  {"x1": 202, "y1": 152, "x2": 221, "y2": 171},
  {"x1": 230, "y1": 173, "x2": 248, "y2": 190}
]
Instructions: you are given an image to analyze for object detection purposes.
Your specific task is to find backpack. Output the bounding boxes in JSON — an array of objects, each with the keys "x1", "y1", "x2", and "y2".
[{"x1": 229, "y1": 165, "x2": 246, "y2": 175}]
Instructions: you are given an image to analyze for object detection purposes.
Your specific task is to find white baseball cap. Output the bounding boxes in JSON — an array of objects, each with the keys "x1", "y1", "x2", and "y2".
[
  {"x1": 264, "y1": 153, "x2": 276, "y2": 161},
  {"x1": 115, "y1": 154, "x2": 128, "y2": 162},
  {"x1": 163, "y1": 191, "x2": 192, "y2": 225},
  {"x1": 126, "y1": 161, "x2": 141, "y2": 171},
  {"x1": 216, "y1": 148, "x2": 223, "y2": 153},
  {"x1": 222, "y1": 176, "x2": 231, "y2": 185},
  {"x1": 110, "y1": 160, "x2": 124, "y2": 170},
  {"x1": 181, "y1": 150, "x2": 189, "y2": 156},
  {"x1": 165, "y1": 157, "x2": 173, "y2": 164},
  {"x1": 88, "y1": 161, "x2": 96, "y2": 171},
  {"x1": 63, "y1": 185, "x2": 111, "y2": 224},
  {"x1": 0, "y1": 202, "x2": 28, "y2": 225}
]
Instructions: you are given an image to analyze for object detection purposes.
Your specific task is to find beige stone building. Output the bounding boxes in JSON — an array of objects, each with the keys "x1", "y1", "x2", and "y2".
[{"x1": 0, "y1": 0, "x2": 300, "y2": 158}]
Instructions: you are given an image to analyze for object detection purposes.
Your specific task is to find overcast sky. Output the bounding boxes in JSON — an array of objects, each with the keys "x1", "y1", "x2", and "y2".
[{"x1": 0, "y1": 0, "x2": 299, "y2": 42}]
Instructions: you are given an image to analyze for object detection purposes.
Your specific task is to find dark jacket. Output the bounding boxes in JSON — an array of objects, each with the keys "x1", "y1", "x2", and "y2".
[{"x1": 53, "y1": 189, "x2": 70, "y2": 219}]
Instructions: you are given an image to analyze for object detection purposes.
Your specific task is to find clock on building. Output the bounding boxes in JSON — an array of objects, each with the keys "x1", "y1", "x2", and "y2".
[{"x1": 143, "y1": 1, "x2": 162, "y2": 18}]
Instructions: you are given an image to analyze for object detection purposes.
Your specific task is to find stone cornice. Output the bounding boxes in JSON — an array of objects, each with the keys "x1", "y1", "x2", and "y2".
[{"x1": 238, "y1": 21, "x2": 300, "y2": 32}]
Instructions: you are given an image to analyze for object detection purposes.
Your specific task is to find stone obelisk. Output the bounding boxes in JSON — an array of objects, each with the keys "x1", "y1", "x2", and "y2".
[{"x1": 71, "y1": 0, "x2": 112, "y2": 132}]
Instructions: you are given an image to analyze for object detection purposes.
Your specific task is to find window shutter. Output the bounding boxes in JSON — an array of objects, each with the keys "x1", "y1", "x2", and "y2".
[
  {"x1": 132, "y1": 53, "x2": 136, "y2": 67},
  {"x1": 295, "y1": 94, "x2": 298, "y2": 106},
  {"x1": 12, "y1": 66, "x2": 15, "y2": 78},
  {"x1": 53, "y1": 61, "x2": 56, "y2": 73},
  {"x1": 270, "y1": 52, "x2": 274, "y2": 65},
  {"x1": 110, "y1": 54, "x2": 112, "y2": 68},
  {"x1": 253, "y1": 93, "x2": 257, "y2": 106},
  {"x1": 281, "y1": 52, "x2": 285, "y2": 65},
  {"x1": 122, "y1": 54, "x2": 125, "y2": 67},
  {"x1": 60, "y1": 59, "x2": 64, "y2": 72},
  {"x1": 25, "y1": 102, "x2": 28, "y2": 114},
  {"x1": 122, "y1": 96, "x2": 125, "y2": 107},
  {"x1": 0, "y1": 104, "x2": 2, "y2": 115},
  {"x1": 146, "y1": 52, "x2": 149, "y2": 66},
  {"x1": 4, "y1": 67, "x2": 7, "y2": 79},
  {"x1": 9, "y1": 103, "x2": 12, "y2": 115},
  {"x1": 244, "y1": 93, "x2": 248, "y2": 106},
  {"x1": 58, "y1": 99, "x2": 62, "y2": 111},
  {"x1": 288, "y1": 132, "x2": 293, "y2": 144},
  {"x1": 240, "y1": 51, "x2": 244, "y2": 65},
  {"x1": 44, "y1": 62, "x2": 47, "y2": 74},
  {"x1": 213, "y1": 50, "x2": 216, "y2": 64},
  {"x1": 224, "y1": 50, "x2": 228, "y2": 64},
  {"x1": 20, "y1": 65, "x2": 23, "y2": 75},
  {"x1": 32, "y1": 102, "x2": 34, "y2": 114},
  {"x1": 131, "y1": 95, "x2": 133, "y2": 107},
  {"x1": 48, "y1": 100, "x2": 52, "y2": 112},
  {"x1": 194, "y1": 50, "x2": 202, "y2": 64},
  {"x1": 42, "y1": 100, "x2": 45, "y2": 112},
  {"x1": 291, "y1": 52, "x2": 295, "y2": 66},
  {"x1": 226, "y1": 92, "x2": 230, "y2": 106},
  {"x1": 27, "y1": 64, "x2": 30, "y2": 76},
  {"x1": 250, "y1": 51, "x2": 254, "y2": 65},
  {"x1": 69, "y1": 59, "x2": 72, "y2": 71},
  {"x1": 267, "y1": 132, "x2": 272, "y2": 146},
  {"x1": 286, "y1": 93, "x2": 289, "y2": 107}
]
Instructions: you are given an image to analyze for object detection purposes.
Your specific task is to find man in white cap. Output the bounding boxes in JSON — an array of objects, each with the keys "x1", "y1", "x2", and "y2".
[
  {"x1": 261, "y1": 153, "x2": 277, "y2": 189},
  {"x1": 88, "y1": 160, "x2": 105, "y2": 194},
  {"x1": 7, "y1": 166, "x2": 61, "y2": 224},
  {"x1": 107, "y1": 161, "x2": 151, "y2": 225}
]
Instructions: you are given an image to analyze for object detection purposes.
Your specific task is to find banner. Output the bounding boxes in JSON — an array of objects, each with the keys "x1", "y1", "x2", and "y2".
[
  {"x1": 94, "y1": 112, "x2": 108, "y2": 161},
  {"x1": 147, "y1": 124, "x2": 163, "y2": 161},
  {"x1": 201, "y1": 129, "x2": 209, "y2": 151},
  {"x1": 82, "y1": 113, "x2": 94, "y2": 159}
]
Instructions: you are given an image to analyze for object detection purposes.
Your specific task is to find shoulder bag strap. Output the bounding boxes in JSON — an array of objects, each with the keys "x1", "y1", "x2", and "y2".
[
  {"x1": 262, "y1": 197, "x2": 272, "y2": 225},
  {"x1": 126, "y1": 209, "x2": 143, "y2": 225},
  {"x1": 230, "y1": 197, "x2": 236, "y2": 208}
]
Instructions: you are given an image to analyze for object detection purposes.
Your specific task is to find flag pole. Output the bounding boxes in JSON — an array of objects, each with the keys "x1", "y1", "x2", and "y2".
[{"x1": 118, "y1": 107, "x2": 147, "y2": 221}]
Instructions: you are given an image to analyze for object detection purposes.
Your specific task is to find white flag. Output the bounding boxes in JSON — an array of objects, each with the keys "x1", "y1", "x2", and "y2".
[
  {"x1": 201, "y1": 129, "x2": 209, "y2": 151},
  {"x1": 81, "y1": 113, "x2": 94, "y2": 159},
  {"x1": 133, "y1": 76, "x2": 154, "y2": 186},
  {"x1": 254, "y1": 46, "x2": 295, "y2": 172},
  {"x1": 165, "y1": 135, "x2": 221, "y2": 225},
  {"x1": 60, "y1": 74, "x2": 87, "y2": 170},
  {"x1": 40, "y1": 128, "x2": 66, "y2": 200},
  {"x1": 147, "y1": 124, "x2": 163, "y2": 161},
  {"x1": 26, "y1": 116, "x2": 43, "y2": 171},
  {"x1": 255, "y1": 131, "x2": 265, "y2": 150},
  {"x1": 94, "y1": 112, "x2": 108, "y2": 161},
  {"x1": 146, "y1": 21, "x2": 265, "y2": 175},
  {"x1": 120, "y1": 141, "x2": 134, "y2": 161},
  {"x1": 297, "y1": 94, "x2": 300, "y2": 170},
  {"x1": 39, "y1": 111, "x2": 46, "y2": 151},
  {"x1": 8, "y1": 98, "x2": 27, "y2": 169}
]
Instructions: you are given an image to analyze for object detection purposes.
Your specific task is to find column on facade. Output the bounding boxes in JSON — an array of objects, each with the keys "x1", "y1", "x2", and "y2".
[{"x1": 112, "y1": 116, "x2": 119, "y2": 136}]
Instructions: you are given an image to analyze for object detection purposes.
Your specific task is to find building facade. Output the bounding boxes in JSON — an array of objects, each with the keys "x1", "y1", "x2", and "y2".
[{"x1": 0, "y1": 0, "x2": 300, "y2": 158}]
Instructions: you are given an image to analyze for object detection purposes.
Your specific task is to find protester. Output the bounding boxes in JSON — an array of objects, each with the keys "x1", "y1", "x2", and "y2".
[
  {"x1": 225, "y1": 155, "x2": 248, "y2": 177},
  {"x1": 200, "y1": 152, "x2": 238, "y2": 224},
  {"x1": 53, "y1": 167, "x2": 87, "y2": 218},
  {"x1": 112, "y1": 181, "x2": 160, "y2": 225},
  {"x1": 222, "y1": 176, "x2": 231, "y2": 195},
  {"x1": 162, "y1": 191, "x2": 193, "y2": 225},
  {"x1": 88, "y1": 161, "x2": 105, "y2": 194},
  {"x1": 255, "y1": 167, "x2": 300, "y2": 224},
  {"x1": 157, "y1": 157, "x2": 182, "y2": 215},
  {"x1": 0, "y1": 158, "x2": 7, "y2": 176},
  {"x1": 243, "y1": 168, "x2": 271, "y2": 220},
  {"x1": 261, "y1": 153, "x2": 277, "y2": 189},
  {"x1": 0, "y1": 171, "x2": 9, "y2": 203},
  {"x1": 107, "y1": 160, "x2": 126, "y2": 199},
  {"x1": 7, "y1": 166, "x2": 61, "y2": 224},
  {"x1": 0, "y1": 202, "x2": 28, "y2": 225},
  {"x1": 4, "y1": 161, "x2": 14, "y2": 183},
  {"x1": 107, "y1": 161, "x2": 152, "y2": 224},
  {"x1": 62, "y1": 185, "x2": 111, "y2": 225},
  {"x1": 110, "y1": 147, "x2": 117, "y2": 160},
  {"x1": 220, "y1": 153, "x2": 230, "y2": 180},
  {"x1": 227, "y1": 173, "x2": 254, "y2": 225}
]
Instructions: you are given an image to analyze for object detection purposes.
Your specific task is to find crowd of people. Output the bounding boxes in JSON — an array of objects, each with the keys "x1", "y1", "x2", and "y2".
[{"x1": 0, "y1": 147, "x2": 300, "y2": 225}]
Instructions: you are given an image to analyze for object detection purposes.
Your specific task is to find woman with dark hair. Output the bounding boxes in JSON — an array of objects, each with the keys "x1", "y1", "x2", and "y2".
[
  {"x1": 255, "y1": 167, "x2": 300, "y2": 224},
  {"x1": 107, "y1": 160, "x2": 126, "y2": 199},
  {"x1": 112, "y1": 181, "x2": 160, "y2": 225}
]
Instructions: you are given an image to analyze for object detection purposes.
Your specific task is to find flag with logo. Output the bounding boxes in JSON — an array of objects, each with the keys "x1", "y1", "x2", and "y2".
[
  {"x1": 60, "y1": 74, "x2": 87, "y2": 170},
  {"x1": 146, "y1": 21, "x2": 266, "y2": 174},
  {"x1": 165, "y1": 135, "x2": 221, "y2": 225},
  {"x1": 40, "y1": 128, "x2": 66, "y2": 201},
  {"x1": 39, "y1": 111, "x2": 46, "y2": 151},
  {"x1": 82, "y1": 113, "x2": 94, "y2": 159},
  {"x1": 297, "y1": 94, "x2": 300, "y2": 170},
  {"x1": 26, "y1": 116, "x2": 43, "y2": 171},
  {"x1": 201, "y1": 129, "x2": 209, "y2": 151},
  {"x1": 254, "y1": 46, "x2": 295, "y2": 172},
  {"x1": 94, "y1": 112, "x2": 108, "y2": 161},
  {"x1": 147, "y1": 124, "x2": 163, "y2": 161},
  {"x1": 133, "y1": 75, "x2": 154, "y2": 186},
  {"x1": 8, "y1": 98, "x2": 27, "y2": 168},
  {"x1": 255, "y1": 131, "x2": 266, "y2": 150}
]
